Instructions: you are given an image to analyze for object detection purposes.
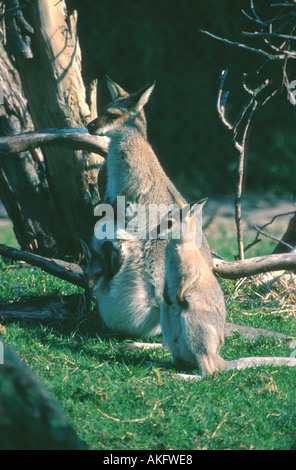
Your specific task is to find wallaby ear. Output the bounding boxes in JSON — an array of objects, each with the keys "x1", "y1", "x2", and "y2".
[
  {"x1": 129, "y1": 82, "x2": 155, "y2": 113},
  {"x1": 80, "y1": 238, "x2": 92, "y2": 263},
  {"x1": 189, "y1": 197, "x2": 208, "y2": 215},
  {"x1": 105, "y1": 75, "x2": 129, "y2": 101},
  {"x1": 167, "y1": 187, "x2": 184, "y2": 210}
]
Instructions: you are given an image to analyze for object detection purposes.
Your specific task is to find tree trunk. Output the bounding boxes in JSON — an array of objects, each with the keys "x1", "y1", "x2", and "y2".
[
  {"x1": 0, "y1": 0, "x2": 105, "y2": 257},
  {"x1": 0, "y1": 32, "x2": 62, "y2": 256}
]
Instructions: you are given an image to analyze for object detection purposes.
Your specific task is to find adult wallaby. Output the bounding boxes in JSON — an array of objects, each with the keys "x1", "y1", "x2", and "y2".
[
  {"x1": 85, "y1": 77, "x2": 213, "y2": 337},
  {"x1": 160, "y1": 196, "x2": 296, "y2": 376}
]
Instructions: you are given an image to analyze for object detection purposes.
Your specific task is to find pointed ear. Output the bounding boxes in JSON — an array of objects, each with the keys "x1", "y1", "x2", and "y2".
[
  {"x1": 105, "y1": 75, "x2": 129, "y2": 101},
  {"x1": 129, "y1": 82, "x2": 155, "y2": 112},
  {"x1": 80, "y1": 238, "x2": 92, "y2": 263},
  {"x1": 167, "y1": 187, "x2": 184, "y2": 210},
  {"x1": 189, "y1": 197, "x2": 208, "y2": 215}
]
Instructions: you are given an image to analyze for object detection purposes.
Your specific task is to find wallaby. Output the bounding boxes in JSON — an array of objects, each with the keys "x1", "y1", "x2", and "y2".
[
  {"x1": 160, "y1": 196, "x2": 296, "y2": 376},
  {"x1": 83, "y1": 225, "x2": 162, "y2": 337},
  {"x1": 87, "y1": 77, "x2": 213, "y2": 266},
  {"x1": 85, "y1": 77, "x2": 213, "y2": 336}
]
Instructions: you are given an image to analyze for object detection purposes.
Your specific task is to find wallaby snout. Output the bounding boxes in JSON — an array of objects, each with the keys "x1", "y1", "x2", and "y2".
[{"x1": 87, "y1": 118, "x2": 99, "y2": 134}]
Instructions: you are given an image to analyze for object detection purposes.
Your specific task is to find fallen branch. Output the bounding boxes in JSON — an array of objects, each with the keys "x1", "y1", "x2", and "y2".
[
  {"x1": 214, "y1": 253, "x2": 296, "y2": 279},
  {"x1": 2, "y1": 244, "x2": 296, "y2": 285},
  {"x1": 0, "y1": 294, "x2": 86, "y2": 322},
  {"x1": 0, "y1": 244, "x2": 86, "y2": 288},
  {"x1": 0, "y1": 129, "x2": 109, "y2": 157}
]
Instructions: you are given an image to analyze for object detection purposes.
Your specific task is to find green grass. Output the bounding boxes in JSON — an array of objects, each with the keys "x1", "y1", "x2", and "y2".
[
  {"x1": 0, "y1": 223, "x2": 295, "y2": 450},
  {"x1": 0, "y1": 223, "x2": 18, "y2": 247}
]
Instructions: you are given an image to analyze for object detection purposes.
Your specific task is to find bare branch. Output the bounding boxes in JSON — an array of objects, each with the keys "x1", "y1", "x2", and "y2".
[
  {"x1": 200, "y1": 29, "x2": 286, "y2": 60},
  {"x1": 234, "y1": 100, "x2": 258, "y2": 260},
  {"x1": 243, "y1": 31, "x2": 296, "y2": 41},
  {"x1": 0, "y1": 244, "x2": 87, "y2": 288},
  {"x1": 250, "y1": 0, "x2": 267, "y2": 26},
  {"x1": 0, "y1": 294, "x2": 86, "y2": 322},
  {"x1": 0, "y1": 129, "x2": 109, "y2": 157},
  {"x1": 217, "y1": 69, "x2": 233, "y2": 131},
  {"x1": 245, "y1": 210, "x2": 296, "y2": 254},
  {"x1": 254, "y1": 225, "x2": 294, "y2": 250},
  {"x1": 214, "y1": 253, "x2": 296, "y2": 279},
  {"x1": 1, "y1": 244, "x2": 296, "y2": 286},
  {"x1": 217, "y1": 70, "x2": 270, "y2": 260}
]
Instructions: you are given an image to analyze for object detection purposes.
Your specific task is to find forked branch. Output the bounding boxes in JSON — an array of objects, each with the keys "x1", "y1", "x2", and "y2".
[
  {"x1": 202, "y1": 0, "x2": 296, "y2": 99},
  {"x1": 217, "y1": 69, "x2": 270, "y2": 260}
]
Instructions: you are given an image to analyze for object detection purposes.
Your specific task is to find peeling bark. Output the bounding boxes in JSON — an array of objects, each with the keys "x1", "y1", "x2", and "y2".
[{"x1": 0, "y1": 0, "x2": 106, "y2": 257}]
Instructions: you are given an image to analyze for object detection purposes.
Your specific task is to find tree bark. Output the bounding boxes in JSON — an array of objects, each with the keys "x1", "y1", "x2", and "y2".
[
  {"x1": 0, "y1": 0, "x2": 105, "y2": 257},
  {"x1": 0, "y1": 129, "x2": 109, "y2": 156},
  {"x1": 0, "y1": 33, "x2": 63, "y2": 256},
  {"x1": 213, "y1": 253, "x2": 296, "y2": 279},
  {"x1": 0, "y1": 294, "x2": 85, "y2": 322}
]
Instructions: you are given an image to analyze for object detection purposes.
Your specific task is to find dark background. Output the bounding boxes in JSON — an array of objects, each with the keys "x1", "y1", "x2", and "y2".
[{"x1": 68, "y1": 0, "x2": 296, "y2": 200}]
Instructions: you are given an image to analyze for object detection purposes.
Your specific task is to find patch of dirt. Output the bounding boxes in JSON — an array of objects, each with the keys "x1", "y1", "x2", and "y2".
[
  {"x1": 1, "y1": 196, "x2": 295, "y2": 249},
  {"x1": 204, "y1": 194, "x2": 296, "y2": 246}
]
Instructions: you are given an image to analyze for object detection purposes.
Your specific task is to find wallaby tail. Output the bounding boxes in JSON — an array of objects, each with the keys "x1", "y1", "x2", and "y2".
[{"x1": 224, "y1": 356, "x2": 296, "y2": 371}]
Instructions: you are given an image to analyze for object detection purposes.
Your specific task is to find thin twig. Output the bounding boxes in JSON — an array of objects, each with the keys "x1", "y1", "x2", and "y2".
[
  {"x1": 217, "y1": 70, "x2": 269, "y2": 260},
  {"x1": 235, "y1": 100, "x2": 258, "y2": 260},
  {"x1": 254, "y1": 225, "x2": 294, "y2": 250},
  {"x1": 245, "y1": 211, "x2": 296, "y2": 253},
  {"x1": 250, "y1": 0, "x2": 270, "y2": 26},
  {"x1": 200, "y1": 29, "x2": 286, "y2": 60},
  {"x1": 243, "y1": 31, "x2": 296, "y2": 41},
  {"x1": 216, "y1": 69, "x2": 232, "y2": 130}
]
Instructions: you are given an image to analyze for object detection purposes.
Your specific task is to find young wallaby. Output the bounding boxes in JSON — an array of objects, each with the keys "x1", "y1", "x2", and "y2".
[
  {"x1": 83, "y1": 225, "x2": 162, "y2": 337},
  {"x1": 160, "y1": 197, "x2": 296, "y2": 376},
  {"x1": 85, "y1": 77, "x2": 213, "y2": 336}
]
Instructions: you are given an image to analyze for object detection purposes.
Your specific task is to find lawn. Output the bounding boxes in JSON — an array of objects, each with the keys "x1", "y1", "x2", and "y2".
[{"x1": 0, "y1": 222, "x2": 295, "y2": 450}]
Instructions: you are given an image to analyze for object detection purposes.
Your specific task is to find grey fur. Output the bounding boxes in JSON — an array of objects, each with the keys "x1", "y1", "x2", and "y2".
[
  {"x1": 86, "y1": 78, "x2": 212, "y2": 336},
  {"x1": 161, "y1": 201, "x2": 296, "y2": 376}
]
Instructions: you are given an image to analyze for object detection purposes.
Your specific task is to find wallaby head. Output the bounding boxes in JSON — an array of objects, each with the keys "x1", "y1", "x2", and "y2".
[
  {"x1": 158, "y1": 191, "x2": 207, "y2": 248},
  {"x1": 87, "y1": 77, "x2": 155, "y2": 138},
  {"x1": 81, "y1": 238, "x2": 123, "y2": 290}
]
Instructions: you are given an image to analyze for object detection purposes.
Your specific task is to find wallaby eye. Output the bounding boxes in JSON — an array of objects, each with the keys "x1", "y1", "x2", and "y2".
[{"x1": 107, "y1": 111, "x2": 121, "y2": 120}]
